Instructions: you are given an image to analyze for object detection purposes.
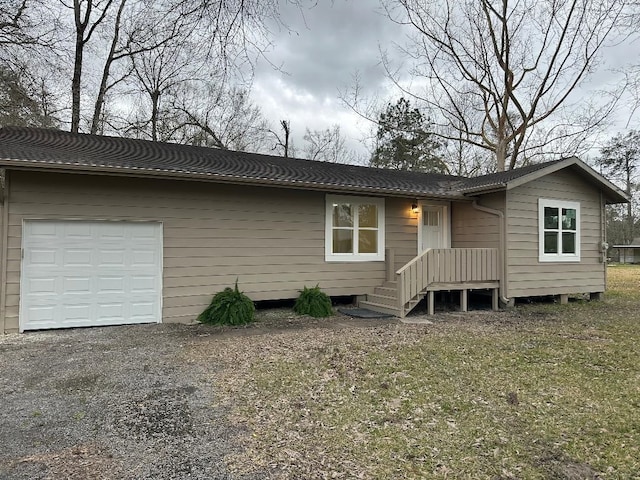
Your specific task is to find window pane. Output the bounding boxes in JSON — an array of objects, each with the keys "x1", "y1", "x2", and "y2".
[
  {"x1": 358, "y1": 204, "x2": 378, "y2": 228},
  {"x1": 544, "y1": 207, "x2": 558, "y2": 229},
  {"x1": 424, "y1": 210, "x2": 439, "y2": 226},
  {"x1": 333, "y1": 229, "x2": 353, "y2": 253},
  {"x1": 333, "y1": 204, "x2": 353, "y2": 227},
  {"x1": 562, "y1": 208, "x2": 576, "y2": 230},
  {"x1": 544, "y1": 232, "x2": 558, "y2": 253},
  {"x1": 358, "y1": 229, "x2": 378, "y2": 253},
  {"x1": 562, "y1": 232, "x2": 576, "y2": 254}
]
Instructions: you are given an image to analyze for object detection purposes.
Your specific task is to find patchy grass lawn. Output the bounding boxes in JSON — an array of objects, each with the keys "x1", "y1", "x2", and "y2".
[{"x1": 192, "y1": 266, "x2": 640, "y2": 479}]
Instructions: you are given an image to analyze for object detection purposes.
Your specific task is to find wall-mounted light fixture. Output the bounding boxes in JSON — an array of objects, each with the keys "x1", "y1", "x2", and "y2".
[{"x1": 411, "y1": 202, "x2": 419, "y2": 214}]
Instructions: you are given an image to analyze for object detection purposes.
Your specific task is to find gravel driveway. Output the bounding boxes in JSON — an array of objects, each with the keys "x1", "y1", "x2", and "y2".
[{"x1": 0, "y1": 323, "x2": 270, "y2": 480}]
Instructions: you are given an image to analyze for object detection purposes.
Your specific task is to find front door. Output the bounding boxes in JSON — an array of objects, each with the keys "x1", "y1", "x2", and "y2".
[{"x1": 420, "y1": 204, "x2": 449, "y2": 252}]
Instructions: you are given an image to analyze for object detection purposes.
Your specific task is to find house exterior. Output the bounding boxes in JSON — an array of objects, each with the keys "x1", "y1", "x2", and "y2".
[
  {"x1": 0, "y1": 127, "x2": 628, "y2": 333},
  {"x1": 612, "y1": 239, "x2": 640, "y2": 263}
]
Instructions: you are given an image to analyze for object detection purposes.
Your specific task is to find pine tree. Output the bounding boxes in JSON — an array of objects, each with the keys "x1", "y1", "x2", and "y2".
[{"x1": 371, "y1": 98, "x2": 447, "y2": 173}]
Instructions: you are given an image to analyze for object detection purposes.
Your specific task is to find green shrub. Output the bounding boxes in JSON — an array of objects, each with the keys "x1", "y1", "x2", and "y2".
[
  {"x1": 197, "y1": 281, "x2": 255, "y2": 326},
  {"x1": 294, "y1": 284, "x2": 333, "y2": 318}
]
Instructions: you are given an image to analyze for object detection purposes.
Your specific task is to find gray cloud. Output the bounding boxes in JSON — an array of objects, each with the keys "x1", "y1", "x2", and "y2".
[
  {"x1": 252, "y1": 1, "x2": 403, "y2": 158},
  {"x1": 260, "y1": 1, "x2": 397, "y2": 98},
  {"x1": 252, "y1": 1, "x2": 638, "y2": 160}
]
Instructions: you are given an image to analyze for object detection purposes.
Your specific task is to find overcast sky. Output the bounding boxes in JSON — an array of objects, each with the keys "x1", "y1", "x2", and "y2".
[
  {"x1": 251, "y1": 1, "x2": 639, "y2": 162},
  {"x1": 252, "y1": 1, "x2": 403, "y2": 161}
]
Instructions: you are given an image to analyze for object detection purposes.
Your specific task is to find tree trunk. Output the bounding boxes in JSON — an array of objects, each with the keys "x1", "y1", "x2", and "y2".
[
  {"x1": 280, "y1": 119, "x2": 290, "y2": 158},
  {"x1": 151, "y1": 90, "x2": 159, "y2": 142},
  {"x1": 71, "y1": 28, "x2": 84, "y2": 133},
  {"x1": 627, "y1": 156, "x2": 633, "y2": 243},
  {"x1": 496, "y1": 140, "x2": 507, "y2": 172},
  {"x1": 91, "y1": 0, "x2": 126, "y2": 135}
]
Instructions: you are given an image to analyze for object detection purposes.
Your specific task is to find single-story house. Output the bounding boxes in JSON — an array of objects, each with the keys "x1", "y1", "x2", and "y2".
[
  {"x1": 612, "y1": 239, "x2": 640, "y2": 263},
  {"x1": 0, "y1": 127, "x2": 629, "y2": 333}
]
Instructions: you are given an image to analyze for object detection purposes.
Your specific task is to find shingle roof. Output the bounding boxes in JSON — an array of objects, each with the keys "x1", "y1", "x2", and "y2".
[
  {"x1": 459, "y1": 159, "x2": 566, "y2": 192},
  {"x1": 613, "y1": 237, "x2": 640, "y2": 247},
  {"x1": 0, "y1": 127, "x2": 464, "y2": 198},
  {"x1": 0, "y1": 127, "x2": 628, "y2": 203},
  {"x1": 458, "y1": 156, "x2": 628, "y2": 203}
]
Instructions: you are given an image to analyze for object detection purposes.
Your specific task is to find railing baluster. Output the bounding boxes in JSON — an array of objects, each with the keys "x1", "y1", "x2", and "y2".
[{"x1": 394, "y1": 247, "x2": 499, "y2": 316}]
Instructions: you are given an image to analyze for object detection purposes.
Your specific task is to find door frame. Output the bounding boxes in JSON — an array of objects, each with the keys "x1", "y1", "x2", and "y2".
[{"x1": 417, "y1": 201, "x2": 451, "y2": 254}]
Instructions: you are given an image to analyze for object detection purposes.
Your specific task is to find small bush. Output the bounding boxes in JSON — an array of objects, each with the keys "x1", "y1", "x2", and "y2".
[
  {"x1": 197, "y1": 281, "x2": 255, "y2": 326},
  {"x1": 294, "y1": 285, "x2": 333, "y2": 318}
]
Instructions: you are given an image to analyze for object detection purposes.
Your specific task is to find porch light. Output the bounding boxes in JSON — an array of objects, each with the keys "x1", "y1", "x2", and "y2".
[{"x1": 411, "y1": 203, "x2": 419, "y2": 214}]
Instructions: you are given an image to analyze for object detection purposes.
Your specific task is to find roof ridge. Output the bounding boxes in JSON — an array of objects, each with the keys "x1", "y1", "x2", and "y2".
[{"x1": 0, "y1": 127, "x2": 466, "y2": 198}]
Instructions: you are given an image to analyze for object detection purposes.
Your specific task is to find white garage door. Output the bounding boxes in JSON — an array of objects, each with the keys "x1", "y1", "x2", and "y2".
[{"x1": 20, "y1": 220, "x2": 162, "y2": 331}]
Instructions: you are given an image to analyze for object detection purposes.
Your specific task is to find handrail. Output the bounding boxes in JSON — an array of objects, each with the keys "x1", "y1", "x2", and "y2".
[
  {"x1": 396, "y1": 248, "x2": 500, "y2": 317},
  {"x1": 395, "y1": 248, "x2": 432, "y2": 276}
]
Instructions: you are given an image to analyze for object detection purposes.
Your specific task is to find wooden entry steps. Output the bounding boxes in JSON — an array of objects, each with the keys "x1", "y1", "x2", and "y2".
[
  {"x1": 358, "y1": 281, "x2": 403, "y2": 317},
  {"x1": 360, "y1": 248, "x2": 502, "y2": 318},
  {"x1": 359, "y1": 280, "x2": 500, "y2": 317}
]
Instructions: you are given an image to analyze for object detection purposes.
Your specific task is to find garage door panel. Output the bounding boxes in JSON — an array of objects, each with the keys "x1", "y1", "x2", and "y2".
[
  {"x1": 131, "y1": 301, "x2": 156, "y2": 319},
  {"x1": 66, "y1": 222, "x2": 93, "y2": 239},
  {"x1": 98, "y1": 303, "x2": 125, "y2": 320},
  {"x1": 27, "y1": 277, "x2": 57, "y2": 295},
  {"x1": 97, "y1": 249, "x2": 126, "y2": 266},
  {"x1": 63, "y1": 303, "x2": 92, "y2": 320},
  {"x1": 97, "y1": 276, "x2": 125, "y2": 293},
  {"x1": 20, "y1": 221, "x2": 162, "y2": 331},
  {"x1": 131, "y1": 276, "x2": 156, "y2": 293},
  {"x1": 64, "y1": 276, "x2": 92, "y2": 293},
  {"x1": 27, "y1": 222, "x2": 57, "y2": 237},
  {"x1": 64, "y1": 249, "x2": 92, "y2": 266},
  {"x1": 26, "y1": 305, "x2": 56, "y2": 323},
  {"x1": 132, "y1": 249, "x2": 157, "y2": 267},
  {"x1": 102, "y1": 229, "x2": 127, "y2": 240},
  {"x1": 29, "y1": 249, "x2": 58, "y2": 265}
]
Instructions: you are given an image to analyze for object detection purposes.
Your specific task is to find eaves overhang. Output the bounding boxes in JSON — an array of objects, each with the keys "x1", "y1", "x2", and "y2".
[
  {"x1": 0, "y1": 158, "x2": 469, "y2": 200},
  {"x1": 458, "y1": 157, "x2": 629, "y2": 204}
]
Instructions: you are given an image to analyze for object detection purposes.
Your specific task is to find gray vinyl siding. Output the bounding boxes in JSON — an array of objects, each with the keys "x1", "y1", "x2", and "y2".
[
  {"x1": 388, "y1": 203, "x2": 418, "y2": 270},
  {"x1": 451, "y1": 193, "x2": 504, "y2": 249},
  {"x1": 505, "y1": 169, "x2": 605, "y2": 298},
  {"x1": 0, "y1": 185, "x2": 5, "y2": 332},
  {"x1": 1, "y1": 171, "x2": 415, "y2": 332}
]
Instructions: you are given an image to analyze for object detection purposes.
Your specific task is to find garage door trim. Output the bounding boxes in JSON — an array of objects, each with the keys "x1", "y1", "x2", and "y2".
[{"x1": 19, "y1": 219, "x2": 163, "y2": 332}]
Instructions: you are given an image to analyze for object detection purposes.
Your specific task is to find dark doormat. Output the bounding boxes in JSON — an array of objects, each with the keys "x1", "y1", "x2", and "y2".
[{"x1": 338, "y1": 307, "x2": 394, "y2": 319}]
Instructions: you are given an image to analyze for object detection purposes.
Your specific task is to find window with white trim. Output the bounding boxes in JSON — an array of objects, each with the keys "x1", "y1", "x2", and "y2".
[
  {"x1": 538, "y1": 199, "x2": 580, "y2": 262},
  {"x1": 325, "y1": 195, "x2": 385, "y2": 262}
]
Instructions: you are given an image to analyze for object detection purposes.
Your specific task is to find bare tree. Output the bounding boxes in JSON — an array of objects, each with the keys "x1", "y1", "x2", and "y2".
[
  {"x1": 120, "y1": 0, "x2": 304, "y2": 145},
  {"x1": 126, "y1": 28, "x2": 194, "y2": 141},
  {"x1": 89, "y1": 0, "x2": 165, "y2": 134},
  {"x1": 380, "y1": 0, "x2": 630, "y2": 171},
  {"x1": 53, "y1": 0, "x2": 303, "y2": 137},
  {"x1": 0, "y1": 0, "x2": 56, "y2": 51},
  {"x1": 302, "y1": 124, "x2": 354, "y2": 163},
  {"x1": 64, "y1": 0, "x2": 119, "y2": 133},
  {"x1": 0, "y1": 64, "x2": 58, "y2": 127},
  {"x1": 0, "y1": 2, "x2": 63, "y2": 128},
  {"x1": 170, "y1": 84, "x2": 269, "y2": 151},
  {"x1": 269, "y1": 120, "x2": 293, "y2": 157},
  {"x1": 598, "y1": 130, "x2": 640, "y2": 244}
]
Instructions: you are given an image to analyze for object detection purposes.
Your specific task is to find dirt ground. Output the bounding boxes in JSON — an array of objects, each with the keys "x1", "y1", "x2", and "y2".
[{"x1": 0, "y1": 312, "x2": 396, "y2": 480}]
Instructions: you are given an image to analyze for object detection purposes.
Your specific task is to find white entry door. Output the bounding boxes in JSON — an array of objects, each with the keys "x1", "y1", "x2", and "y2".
[
  {"x1": 419, "y1": 205, "x2": 449, "y2": 252},
  {"x1": 20, "y1": 220, "x2": 163, "y2": 331}
]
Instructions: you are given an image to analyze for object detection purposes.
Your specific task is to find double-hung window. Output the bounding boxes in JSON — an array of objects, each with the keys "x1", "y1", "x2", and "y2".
[
  {"x1": 538, "y1": 199, "x2": 580, "y2": 262},
  {"x1": 325, "y1": 195, "x2": 385, "y2": 261}
]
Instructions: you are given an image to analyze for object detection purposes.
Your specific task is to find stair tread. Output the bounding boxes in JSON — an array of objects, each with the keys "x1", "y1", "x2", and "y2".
[
  {"x1": 359, "y1": 300, "x2": 400, "y2": 311},
  {"x1": 375, "y1": 287, "x2": 396, "y2": 294},
  {"x1": 368, "y1": 293, "x2": 396, "y2": 300}
]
